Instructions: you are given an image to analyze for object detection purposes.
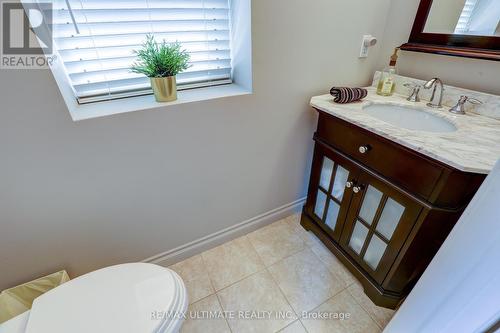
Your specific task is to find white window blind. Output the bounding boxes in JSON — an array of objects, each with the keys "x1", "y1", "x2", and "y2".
[
  {"x1": 49, "y1": 0, "x2": 232, "y2": 104},
  {"x1": 454, "y1": 0, "x2": 479, "y2": 34}
]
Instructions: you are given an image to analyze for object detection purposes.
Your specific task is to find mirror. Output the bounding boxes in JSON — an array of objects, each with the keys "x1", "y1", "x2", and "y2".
[
  {"x1": 424, "y1": 0, "x2": 500, "y2": 36},
  {"x1": 401, "y1": 0, "x2": 500, "y2": 61}
]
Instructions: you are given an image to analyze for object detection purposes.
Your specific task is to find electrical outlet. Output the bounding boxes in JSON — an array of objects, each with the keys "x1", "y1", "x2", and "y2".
[{"x1": 359, "y1": 35, "x2": 377, "y2": 58}]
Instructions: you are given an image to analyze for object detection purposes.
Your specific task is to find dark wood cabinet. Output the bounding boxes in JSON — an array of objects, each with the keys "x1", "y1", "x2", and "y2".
[
  {"x1": 339, "y1": 169, "x2": 423, "y2": 285},
  {"x1": 306, "y1": 143, "x2": 358, "y2": 242},
  {"x1": 301, "y1": 110, "x2": 486, "y2": 309}
]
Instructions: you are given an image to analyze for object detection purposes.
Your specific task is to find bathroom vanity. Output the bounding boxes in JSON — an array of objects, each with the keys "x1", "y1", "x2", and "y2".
[{"x1": 301, "y1": 81, "x2": 500, "y2": 309}]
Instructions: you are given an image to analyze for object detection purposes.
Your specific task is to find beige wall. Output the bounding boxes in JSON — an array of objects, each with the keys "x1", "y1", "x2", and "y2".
[
  {"x1": 0, "y1": 0, "x2": 392, "y2": 290},
  {"x1": 424, "y1": 0, "x2": 466, "y2": 34},
  {"x1": 378, "y1": 0, "x2": 500, "y2": 96}
]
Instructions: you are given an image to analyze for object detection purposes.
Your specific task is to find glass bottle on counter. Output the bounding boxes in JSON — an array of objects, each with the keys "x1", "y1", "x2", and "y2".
[{"x1": 377, "y1": 48, "x2": 399, "y2": 96}]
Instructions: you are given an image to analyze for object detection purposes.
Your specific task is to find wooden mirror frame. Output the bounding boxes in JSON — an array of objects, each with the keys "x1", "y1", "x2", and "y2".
[{"x1": 401, "y1": 0, "x2": 500, "y2": 61}]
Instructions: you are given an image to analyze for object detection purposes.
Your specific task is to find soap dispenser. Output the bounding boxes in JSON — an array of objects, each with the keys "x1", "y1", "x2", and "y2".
[{"x1": 377, "y1": 48, "x2": 399, "y2": 96}]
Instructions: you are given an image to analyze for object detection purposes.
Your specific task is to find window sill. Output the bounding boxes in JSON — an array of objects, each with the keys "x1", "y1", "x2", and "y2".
[{"x1": 67, "y1": 84, "x2": 252, "y2": 122}]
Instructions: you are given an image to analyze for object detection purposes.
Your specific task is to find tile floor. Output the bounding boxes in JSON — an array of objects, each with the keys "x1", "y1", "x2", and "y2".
[{"x1": 167, "y1": 213, "x2": 395, "y2": 333}]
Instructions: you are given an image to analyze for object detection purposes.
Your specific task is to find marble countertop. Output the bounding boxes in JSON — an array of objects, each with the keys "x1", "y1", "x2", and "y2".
[{"x1": 310, "y1": 88, "x2": 500, "y2": 174}]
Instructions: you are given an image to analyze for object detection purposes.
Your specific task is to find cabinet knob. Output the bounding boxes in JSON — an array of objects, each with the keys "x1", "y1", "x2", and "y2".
[
  {"x1": 346, "y1": 181, "x2": 354, "y2": 189},
  {"x1": 353, "y1": 185, "x2": 365, "y2": 194},
  {"x1": 359, "y1": 145, "x2": 371, "y2": 154}
]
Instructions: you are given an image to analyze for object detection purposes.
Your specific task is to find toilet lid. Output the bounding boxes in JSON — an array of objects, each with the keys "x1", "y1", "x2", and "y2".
[{"x1": 25, "y1": 263, "x2": 187, "y2": 333}]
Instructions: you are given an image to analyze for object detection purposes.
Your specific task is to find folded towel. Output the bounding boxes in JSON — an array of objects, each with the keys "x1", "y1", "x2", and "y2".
[{"x1": 330, "y1": 87, "x2": 368, "y2": 104}]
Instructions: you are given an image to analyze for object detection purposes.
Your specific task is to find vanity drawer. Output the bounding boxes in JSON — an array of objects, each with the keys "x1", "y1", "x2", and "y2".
[{"x1": 315, "y1": 110, "x2": 444, "y2": 199}]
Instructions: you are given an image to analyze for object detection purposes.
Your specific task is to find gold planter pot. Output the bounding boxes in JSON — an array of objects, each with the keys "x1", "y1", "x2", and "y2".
[{"x1": 150, "y1": 76, "x2": 177, "y2": 102}]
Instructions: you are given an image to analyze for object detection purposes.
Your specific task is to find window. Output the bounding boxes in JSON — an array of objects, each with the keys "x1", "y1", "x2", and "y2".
[
  {"x1": 455, "y1": 0, "x2": 479, "y2": 34},
  {"x1": 49, "y1": 0, "x2": 233, "y2": 104},
  {"x1": 455, "y1": 0, "x2": 500, "y2": 35}
]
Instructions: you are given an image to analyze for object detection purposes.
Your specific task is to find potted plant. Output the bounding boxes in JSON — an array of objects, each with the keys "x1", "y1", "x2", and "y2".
[{"x1": 131, "y1": 35, "x2": 190, "y2": 102}]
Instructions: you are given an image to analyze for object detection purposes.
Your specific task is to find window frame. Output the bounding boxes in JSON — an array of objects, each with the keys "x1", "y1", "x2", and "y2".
[{"x1": 20, "y1": 0, "x2": 252, "y2": 121}]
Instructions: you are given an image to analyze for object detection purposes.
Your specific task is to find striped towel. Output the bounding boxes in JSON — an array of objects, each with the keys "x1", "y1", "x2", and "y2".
[{"x1": 330, "y1": 87, "x2": 368, "y2": 104}]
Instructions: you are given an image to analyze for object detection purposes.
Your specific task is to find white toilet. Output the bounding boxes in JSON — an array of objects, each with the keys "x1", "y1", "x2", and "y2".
[{"x1": 1, "y1": 263, "x2": 188, "y2": 333}]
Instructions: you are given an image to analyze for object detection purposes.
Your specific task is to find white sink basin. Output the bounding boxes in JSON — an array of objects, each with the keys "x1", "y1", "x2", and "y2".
[{"x1": 363, "y1": 104, "x2": 457, "y2": 133}]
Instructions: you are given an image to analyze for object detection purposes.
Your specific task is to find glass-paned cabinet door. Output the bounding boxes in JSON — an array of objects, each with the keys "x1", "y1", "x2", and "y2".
[
  {"x1": 340, "y1": 172, "x2": 423, "y2": 283},
  {"x1": 310, "y1": 146, "x2": 359, "y2": 241}
]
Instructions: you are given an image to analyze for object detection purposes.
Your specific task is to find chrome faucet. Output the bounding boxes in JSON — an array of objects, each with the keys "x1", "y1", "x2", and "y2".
[
  {"x1": 449, "y1": 95, "x2": 483, "y2": 115},
  {"x1": 403, "y1": 83, "x2": 421, "y2": 102},
  {"x1": 423, "y1": 78, "x2": 444, "y2": 108}
]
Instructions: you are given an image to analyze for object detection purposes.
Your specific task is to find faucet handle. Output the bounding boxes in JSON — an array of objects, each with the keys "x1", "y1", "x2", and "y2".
[
  {"x1": 403, "y1": 82, "x2": 421, "y2": 102},
  {"x1": 465, "y1": 96, "x2": 483, "y2": 105},
  {"x1": 403, "y1": 82, "x2": 422, "y2": 90},
  {"x1": 449, "y1": 95, "x2": 483, "y2": 115}
]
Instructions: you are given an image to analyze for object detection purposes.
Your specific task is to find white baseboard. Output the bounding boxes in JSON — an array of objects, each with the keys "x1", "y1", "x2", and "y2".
[{"x1": 143, "y1": 197, "x2": 306, "y2": 267}]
